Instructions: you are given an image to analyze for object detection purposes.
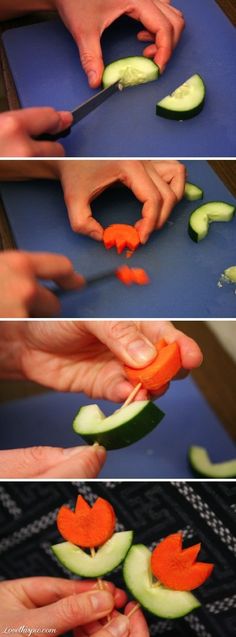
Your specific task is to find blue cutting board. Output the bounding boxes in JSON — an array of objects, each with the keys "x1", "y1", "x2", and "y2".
[
  {"x1": 2, "y1": 0, "x2": 236, "y2": 157},
  {"x1": 1, "y1": 161, "x2": 236, "y2": 318},
  {"x1": 0, "y1": 375, "x2": 235, "y2": 478}
]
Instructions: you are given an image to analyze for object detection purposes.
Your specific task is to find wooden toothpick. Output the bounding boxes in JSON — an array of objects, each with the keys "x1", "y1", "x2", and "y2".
[
  {"x1": 90, "y1": 547, "x2": 111, "y2": 621},
  {"x1": 121, "y1": 382, "x2": 142, "y2": 409},
  {"x1": 127, "y1": 603, "x2": 141, "y2": 618}
]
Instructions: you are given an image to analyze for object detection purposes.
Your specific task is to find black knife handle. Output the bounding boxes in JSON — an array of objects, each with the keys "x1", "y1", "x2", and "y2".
[{"x1": 35, "y1": 126, "x2": 72, "y2": 142}]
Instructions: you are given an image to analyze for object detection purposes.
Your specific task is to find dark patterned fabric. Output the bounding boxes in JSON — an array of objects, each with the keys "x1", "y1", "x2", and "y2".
[{"x1": 0, "y1": 482, "x2": 235, "y2": 636}]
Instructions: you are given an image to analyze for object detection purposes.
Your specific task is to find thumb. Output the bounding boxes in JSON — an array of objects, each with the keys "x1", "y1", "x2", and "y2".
[
  {"x1": 87, "y1": 321, "x2": 157, "y2": 367},
  {"x1": 69, "y1": 201, "x2": 104, "y2": 241},
  {"x1": 0, "y1": 446, "x2": 106, "y2": 479},
  {"x1": 78, "y1": 32, "x2": 104, "y2": 88},
  {"x1": 32, "y1": 590, "x2": 114, "y2": 635}
]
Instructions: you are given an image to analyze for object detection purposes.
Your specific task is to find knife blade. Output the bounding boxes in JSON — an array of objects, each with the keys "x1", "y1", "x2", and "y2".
[
  {"x1": 48, "y1": 268, "x2": 118, "y2": 299},
  {"x1": 36, "y1": 80, "x2": 123, "y2": 142}
]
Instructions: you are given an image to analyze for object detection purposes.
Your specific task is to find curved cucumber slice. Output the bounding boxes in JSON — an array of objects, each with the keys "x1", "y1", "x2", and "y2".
[
  {"x1": 188, "y1": 201, "x2": 235, "y2": 242},
  {"x1": 184, "y1": 182, "x2": 203, "y2": 201},
  {"x1": 189, "y1": 446, "x2": 236, "y2": 478},
  {"x1": 52, "y1": 531, "x2": 133, "y2": 577},
  {"x1": 224, "y1": 266, "x2": 236, "y2": 283},
  {"x1": 73, "y1": 400, "x2": 164, "y2": 450},
  {"x1": 123, "y1": 545, "x2": 200, "y2": 619},
  {"x1": 103, "y1": 57, "x2": 159, "y2": 88},
  {"x1": 156, "y1": 74, "x2": 205, "y2": 120}
]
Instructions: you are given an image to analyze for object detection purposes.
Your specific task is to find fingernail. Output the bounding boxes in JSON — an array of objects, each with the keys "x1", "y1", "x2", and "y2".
[
  {"x1": 60, "y1": 111, "x2": 73, "y2": 125},
  {"x1": 107, "y1": 615, "x2": 129, "y2": 637},
  {"x1": 127, "y1": 339, "x2": 156, "y2": 364},
  {"x1": 90, "y1": 230, "x2": 103, "y2": 240},
  {"x1": 88, "y1": 70, "x2": 97, "y2": 85},
  {"x1": 63, "y1": 446, "x2": 85, "y2": 457},
  {"x1": 90, "y1": 591, "x2": 113, "y2": 612}
]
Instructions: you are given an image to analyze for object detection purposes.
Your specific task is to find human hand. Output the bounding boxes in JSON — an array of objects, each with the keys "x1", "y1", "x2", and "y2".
[
  {"x1": 0, "y1": 445, "x2": 106, "y2": 478},
  {"x1": 56, "y1": 159, "x2": 186, "y2": 243},
  {"x1": 0, "y1": 577, "x2": 130, "y2": 635},
  {"x1": 0, "y1": 251, "x2": 84, "y2": 318},
  {"x1": 74, "y1": 601, "x2": 149, "y2": 636},
  {"x1": 0, "y1": 108, "x2": 72, "y2": 157},
  {"x1": 1, "y1": 320, "x2": 203, "y2": 402},
  {"x1": 53, "y1": 0, "x2": 185, "y2": 87}
]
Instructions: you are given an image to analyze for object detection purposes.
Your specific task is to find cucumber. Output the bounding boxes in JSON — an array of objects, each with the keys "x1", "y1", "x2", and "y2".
[
  {"x1": 184, "y1": 182, "x2": 203, "y2": 201},
  {"x1": 188, "y1": 201, "x2": 235, "y2": 242},
  {"x1": 189, "y1": 446, "x2": 236, "y2": 478},
  {"x1": 156, "y1": 74, "x2": 205, "y2": 120},
  {"x1": 123, "y1": 545, "x2": 200, "y2": 619},
  {"x1": 223, "y1": 266, "x2": 236, "y2": 283},
  {"x1": 103, "y1": 57, "x2": 159, "y2": 88},
  {"x1": 73, "y1": 400, "x2": 164, "y2": 450},
  {"x1": 52, "y1": 531, "x2": 133, "y2": 577}
]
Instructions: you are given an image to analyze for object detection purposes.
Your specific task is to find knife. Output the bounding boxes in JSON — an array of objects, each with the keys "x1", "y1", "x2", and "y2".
[
  {"x1": 36, "y1": 80, "x2": 123, "y2": 142},
  {"x1": 52, "y1": 268, "x2": 118, "y2": 298}
]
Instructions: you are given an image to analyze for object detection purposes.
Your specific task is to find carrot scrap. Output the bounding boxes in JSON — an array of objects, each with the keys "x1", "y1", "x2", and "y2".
[
  {"x1": 117, "y1": 265, "x2": 150, "y2": 286},
  {"x1": 126, "y1": 250, "x2": 134, "y2": 259},
  {"x1": 57, "y1": 495, "x2": 116, "y2": 548},
  {"x1": 103, "y1": 224, "x2": 140, "y2": 254},
  {"x1": 151, "y1": 532, "x2": 214, "y2": 591},
  {"x1": 124, "y1": 339, "x2": 181, "y2": 391}
]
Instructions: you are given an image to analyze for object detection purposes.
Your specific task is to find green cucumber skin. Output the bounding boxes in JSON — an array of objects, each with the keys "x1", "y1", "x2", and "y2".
[
  {"x1": 73, "y1": 402, "x2": 164, "y2": 450},
  {"x1": 52, "y1": 531, "x2": 134, "y2": 577},
  {"x1": 123, "y1": 545, "x2": 200, "y2": 619},
  {"x1": 188, "y1": 447, "x2": 236, "y2": 479},
  {"x1": 188, "y1": 202, "x2": 236, "y2": 243},
  {"x1": 156, "y1": 99, "x2": 205, "y2": 121}
]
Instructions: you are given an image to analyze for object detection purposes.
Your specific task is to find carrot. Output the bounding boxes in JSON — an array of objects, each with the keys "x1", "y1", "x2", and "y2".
[
  {"x1": 124, "y1": 339, "x2": 181, "y2": 392},
  {"x1": 103, "y1": 224, "x2": 140, "y2": 254},
  {"x1": 57, "y1": 496, "x2": 116, "y2": 548},
  {"x1": 151, "y1": 532, "x2": 214, "y2": 591},
  {"x1": 116, "y1": 265, "x2": 150, "y2": 286}
]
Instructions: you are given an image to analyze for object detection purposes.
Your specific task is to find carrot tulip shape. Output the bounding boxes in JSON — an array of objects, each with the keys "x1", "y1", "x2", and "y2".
[
  {"x1": 151, "y1": 532, "x2": 214, "y2": 591},
  {"x1": 57, "y1": 496, "x2": 116, "y2": 548},
  {"x1": 124, "y1": 339, "x2": 181, "y2": 392},
  {"x1": 117, "y1": 265, "x2": 150, "y2": 286},
  {"x1": 103, "y1": 224, "x2": 140, "y2": 254}
]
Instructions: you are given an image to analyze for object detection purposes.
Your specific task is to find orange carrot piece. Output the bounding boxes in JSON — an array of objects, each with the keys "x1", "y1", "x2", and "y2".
[
  {"x1": 57, "y1": 496, "x2": 116, "y2": 548},
  {"x1": 151, "y1": 532, "x2": 214, "y2": 591},
  {"x1": 124, "y1": 340, "x2": 181, "y2": 391},
  {"x1": 117, "y1": 265, "x2": 150, "y2": 286},
  {"x1": 103, "y1": 224, "x2": 140, "y2": 255}
]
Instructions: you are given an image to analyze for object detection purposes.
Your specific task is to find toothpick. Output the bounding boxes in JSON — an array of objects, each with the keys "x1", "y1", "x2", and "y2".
[
  {"x1": 127, "y1": 603, "x2": 141, "y2": 618},
  {"x1": 90, "y1": 547, "x2": 111, "y2": 622},
  {"x1": 121, "y1": 382, "x2": 142, "y2": 409},
  {"x1": 105, "y1": 603, "x2": 140, "y2": 629}
]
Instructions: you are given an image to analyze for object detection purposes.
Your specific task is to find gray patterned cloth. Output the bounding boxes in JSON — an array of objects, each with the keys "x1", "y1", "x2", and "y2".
[{"x1": 0, "y1": 482, "x2": 235, "y2": 636}]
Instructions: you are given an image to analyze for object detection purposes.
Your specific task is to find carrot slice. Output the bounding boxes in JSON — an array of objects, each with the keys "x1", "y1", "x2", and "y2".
[
  {"x1": 117, "y1": 265, "x2": 150, "y2": 286},
  {"x1": 57, "y1": 496, "x2": 116, "y2": 548},
  {"x1": 124, "y1": 340, "x2": 181, "y2": 391},
  {"x1": 103, "y1": 224, "x2": 140, "y2": 254},
  {"x1": 151, "y1": 532, "x2": 214, "y2": 591}
]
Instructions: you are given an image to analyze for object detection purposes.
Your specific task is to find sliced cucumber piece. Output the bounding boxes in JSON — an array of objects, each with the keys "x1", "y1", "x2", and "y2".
[
  {"x1": 188, "y1": 201, "x2": 235, "y2": 242},
  {"x1": 73, "y1": 400, "x2": 164, "y2": 450},
  {"x1": 123, "y1": 545, "x2": 200, "y2": 619},
  {"x1": 184, "y1": 182, "x2": 203, "y2": 201},
  {"x1": 156, "y1": 74, "x2": 205, "y2": 120},
  {"x1": 189, "y1": 446, "x2": 236, "y2": 478},
  {"x1": 52, "y1": 531, "x2": 133, "y2": 577},
  {"x1": 103, "y1": 57, "x2": 159, "y2": 88},
  {"x1": 224, "y1": 266, "x2": 236, "y2": 283}
]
